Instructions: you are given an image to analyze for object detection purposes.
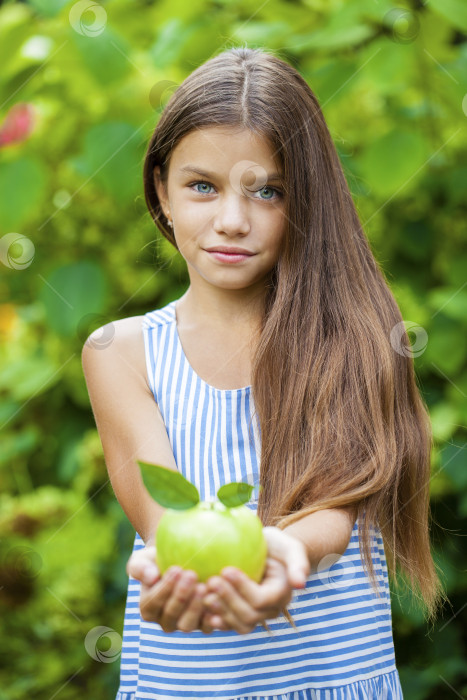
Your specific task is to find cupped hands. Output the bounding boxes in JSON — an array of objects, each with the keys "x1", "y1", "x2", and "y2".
[{"x1": 126, "y1": 526, "x2": 310, "y2": 635}]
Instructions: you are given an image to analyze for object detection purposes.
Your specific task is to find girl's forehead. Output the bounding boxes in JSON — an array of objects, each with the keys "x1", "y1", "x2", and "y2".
[{"x1": 170, "y1": 126, "x2": 281, "y2": 173}]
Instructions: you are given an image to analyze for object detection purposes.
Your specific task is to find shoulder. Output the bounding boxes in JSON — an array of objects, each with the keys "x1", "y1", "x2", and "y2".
[
  {"x1": 81, "y1": 303, "x2": 176, "y2": 387},
  {"x1": 82, "y1": 315, "x2": 149, "y2": 391}
]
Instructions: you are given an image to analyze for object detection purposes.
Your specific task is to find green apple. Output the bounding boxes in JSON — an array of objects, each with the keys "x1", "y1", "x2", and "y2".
[
  {"x1": 155, "y1": 500, "x2": 267, "y2": 582},
  {"x1": 137, "y1": 460, "x2": 267, "y2": 583}
]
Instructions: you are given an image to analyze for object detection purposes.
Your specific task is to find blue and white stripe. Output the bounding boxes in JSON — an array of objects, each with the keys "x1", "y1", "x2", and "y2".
[{"x1": 116, "y1": 300, "x2": 403, "y2": 700}]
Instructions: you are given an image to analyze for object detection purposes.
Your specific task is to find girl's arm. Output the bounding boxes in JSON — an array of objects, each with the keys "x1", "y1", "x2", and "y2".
[
  {"x1": 281, "y1": 506, "x2": 357, "y2": 572},
  {"x1": 81, "y1": 316, "x2": 177, "y2": 544},
  {"x1": 82, "y1": 318, "x2": 226, "y2": 634}
]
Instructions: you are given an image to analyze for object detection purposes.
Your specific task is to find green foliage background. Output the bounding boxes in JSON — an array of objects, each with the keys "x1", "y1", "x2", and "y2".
[{"x1": 0, "y1": 0, "x2": 466, "y2": 697}]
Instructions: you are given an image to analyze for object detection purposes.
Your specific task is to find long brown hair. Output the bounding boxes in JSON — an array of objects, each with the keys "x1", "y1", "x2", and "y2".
[{"x1": 143, "y1": 45, "x2": 447, "y2": 626}]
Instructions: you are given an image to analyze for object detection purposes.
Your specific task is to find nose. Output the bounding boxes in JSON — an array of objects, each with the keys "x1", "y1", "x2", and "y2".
[{"x1": 212, "y1": 192, "x2": 250, "y2": 236}]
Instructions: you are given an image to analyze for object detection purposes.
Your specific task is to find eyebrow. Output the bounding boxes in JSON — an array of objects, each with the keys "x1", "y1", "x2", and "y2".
[{"x1": 179, "y1": 165, "x2": 283, "y2": 182}]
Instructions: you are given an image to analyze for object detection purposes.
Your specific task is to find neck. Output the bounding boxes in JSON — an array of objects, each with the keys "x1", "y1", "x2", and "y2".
[{"x1": 177, "y1": 285, "x2": 266, "y2": 332}]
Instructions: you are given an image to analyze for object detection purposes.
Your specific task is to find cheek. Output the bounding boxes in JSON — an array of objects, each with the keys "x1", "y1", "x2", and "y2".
[
  {"x1": 179, "y1": 202, "x2": 213, "y2": 232},
  {"x1": 268, "y1": 204, "x2": 287, "y2": 228}
]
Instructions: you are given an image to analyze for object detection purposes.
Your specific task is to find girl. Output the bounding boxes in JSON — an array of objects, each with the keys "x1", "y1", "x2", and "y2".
[{"x1": 82, "y1": 46, "x2": 446, "y2": 699}]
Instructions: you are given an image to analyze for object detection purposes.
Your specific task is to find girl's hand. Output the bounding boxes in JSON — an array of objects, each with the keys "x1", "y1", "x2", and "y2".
[
  {"x1": 202, "y1": 526, "x2": 311, "y2": 635},
  {"x1": 126, "y1": 545, "x2": 223, "y2": 634}
]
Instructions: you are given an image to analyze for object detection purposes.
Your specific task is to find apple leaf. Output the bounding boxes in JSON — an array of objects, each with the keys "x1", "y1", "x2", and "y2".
[
  {"x1": 217, "y1": 482, "x2": 256, "y2": 507},
  {"x1": 138, "y1": 461, "x2": 200, "y2": 509}
]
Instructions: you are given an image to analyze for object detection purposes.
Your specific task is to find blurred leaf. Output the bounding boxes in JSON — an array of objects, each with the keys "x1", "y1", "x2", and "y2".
[
  {"x1": 391, "y1": 283, "x2": 430, "y2": 328},
  {"x1": 424, "y1": 315, "x2": 467, "y2": 376},
  {"x1": 35, "y1": 500, "x2": 114, "y2": 573},
  {"x1": 0, "y1": 157, "x2": 47, "y2": 231},
  {"x1": 440, "y1": 442, "x2": 467, "y2": 490},
  {"x1": 428, "y1": 0, "x2": 467, "y2": 32},
  {"x1": 305, "y1": 59, "x2": 359, "y2": 105},
  {"x1": 150, "y1": 0, "x2": 206, "y2": 23},
  {"x1": 38, "y1": 261, "x2": 108, "y2": 337},
  {"x1": 149, "y1": 17, "x2": 204, "y2": 68},
  {"x1": 433, "y1": 540, "x2": 466, "y2": 594},
  {"x1": 69, "y1": 122, "x2": 143, "y2": 203},
  {"x1": 289, "y1": 4, "x2": 376, "y2": 52},
  {"x1": 397, "y1": 220, "x2": 434, "y2": 262},
  {"x1": 459, "y1": 492, "x2": 467, "y2": 518},
  {"x1": 363, "y1": 41, "x2": 416, "y2": 94},
  {"x1": 444, "y1": 167, "x2": 467, "y2": 207},
  {"x1": 429, "y1": 403, "x2": 459, "y2": 442},
  {"x1": 445, "y1": 253, "x2": 467, "y2": 288},
  {"x1": 0, "y1": 400, "x2": 21, "y2": 427},
  {"x1": 0, "y1": 355, "x2": 61, "y2": 401},
  {"x1": 0, "y1": 5, "x2": 32, "y2": 82},
  {"x1": 234, "y1": 21, "x2": 291, "y2": 45},
  {"x1": 428, "y1": 286, "x2": 467, "y2": 322},
  {"x1": 26, "y1": 0, "x2": 70, "y2": 18},
  {"x1": 69, "y1": 25, "x2": 132, "y2": 84},
  {"x1": 294, "y1": 23, "x2": 375, "y2": 51},
  {"x1": 57, "y1": 437, "x2": 81, "y2": 485},
  {"x1": 0, "y1": 428, "x2": 38, "y2": 466},
  {"x1": 398, "y1": 666, "x2": 444, "y2": 700},
  {"x1": 357, "y1": 129, "x2": 427, "y2": 198}
]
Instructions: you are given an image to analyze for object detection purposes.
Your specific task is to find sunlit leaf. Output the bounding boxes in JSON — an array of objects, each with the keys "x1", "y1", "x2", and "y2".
[
  {"x1": 138, "y1": 461, "x2": 200, "y2": 509},
  {"x1": 217, "y1": 482, "x2": 255, "y2": 507}
]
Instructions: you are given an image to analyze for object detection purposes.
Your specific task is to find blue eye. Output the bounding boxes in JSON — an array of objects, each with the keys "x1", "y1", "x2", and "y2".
[
  {"x1": 189, "y1": 181, "x2": 282, "y2": 200},
  {"x1": 258, "y1": 186, "x2": 278, "y2": 200},
  {"x1": 192, "y1": 182, "x2": 213, "y2": 194}
]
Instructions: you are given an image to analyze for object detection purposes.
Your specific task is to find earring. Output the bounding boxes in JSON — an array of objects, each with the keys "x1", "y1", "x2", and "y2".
[{"x1": 166, "y1": 211, "x2": 173, "y2": 228}]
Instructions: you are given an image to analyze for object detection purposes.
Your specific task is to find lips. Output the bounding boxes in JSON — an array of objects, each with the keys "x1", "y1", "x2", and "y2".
[{"x1": 204, "y1": 247, "x2": 254, "y2": 255}]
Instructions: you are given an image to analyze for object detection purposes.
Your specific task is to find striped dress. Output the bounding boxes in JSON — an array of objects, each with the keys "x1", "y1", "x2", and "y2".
[{"x1": 116, "y1": 298, "x2": 404, "y2": 700}]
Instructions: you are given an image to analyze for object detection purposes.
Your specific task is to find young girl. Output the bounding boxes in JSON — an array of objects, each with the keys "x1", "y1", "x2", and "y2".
[{"x1": 82, "y1": 46, "x2": 446, "y2": 699}]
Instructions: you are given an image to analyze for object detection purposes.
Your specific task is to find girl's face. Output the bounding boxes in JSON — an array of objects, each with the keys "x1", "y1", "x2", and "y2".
[{"x1": 153, "y1": 126, "x2": 287, "y2": 296}]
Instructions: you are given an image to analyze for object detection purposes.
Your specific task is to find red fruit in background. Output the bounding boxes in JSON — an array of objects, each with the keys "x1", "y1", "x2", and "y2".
[{"x1": 0, "y1": 103, "x2": 35, "y2": 147}]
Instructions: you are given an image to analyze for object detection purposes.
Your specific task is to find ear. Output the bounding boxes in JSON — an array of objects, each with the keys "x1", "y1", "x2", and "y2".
[{"x1": 153, "y1": 165, "x2": 169, "y2": 216}]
